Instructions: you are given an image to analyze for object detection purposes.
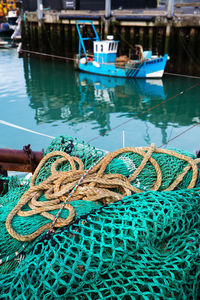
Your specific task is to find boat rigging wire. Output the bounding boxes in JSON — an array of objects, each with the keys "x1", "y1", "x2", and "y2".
[
  {"x1": 158, "y1": 121, "x2": 200, "y2": 148},
  {"x1": 0, "y1": 83, "x2": 198, "y2": 150},
  {"x1": 165, "y1": 72, "x2": 200, "y2": 80},
  {"x1": 88, "y1": 83, "x2": 199, "y2": 143},
  {"x1": 174, "y1": 26, "x2": 200, "y2": 66},
  {"x1": 21, "y1": 50, "x2": 75, "y2": 61},
  {"x1": 21, "y1": 50, "x2": 200, "y2": 79},
  {"x1": 119, "y1": 34, "x2": 135, "y2": 50},
  {"x1": 20, "y1": 49, "x2": 137, "y2": 70},
  {"x1": 20, "y1": 49, "x2": 163, "y2": 73}
]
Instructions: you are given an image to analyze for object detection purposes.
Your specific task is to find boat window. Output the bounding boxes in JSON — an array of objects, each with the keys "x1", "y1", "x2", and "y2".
[
  {"x1": 96, "y1": 44, "x2": 98, "y2": 52},
  {"x1": 111, "y1": 43, "x2": 114, "y2": 51},
  {"x1": 108, "y1": 43, "x2": 112, "y2": 51},
  {"x1": 115, "y1": 43, "x2": 117, "y2": 50},
  {"x1": 101, "y1": 44, "x2": 103, "y2": 52}
]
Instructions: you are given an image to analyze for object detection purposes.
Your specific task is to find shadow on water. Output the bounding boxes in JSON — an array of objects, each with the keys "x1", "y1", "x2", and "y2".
[{"x1": 23, "y1": 56, "x2": 200, "y2": 149}]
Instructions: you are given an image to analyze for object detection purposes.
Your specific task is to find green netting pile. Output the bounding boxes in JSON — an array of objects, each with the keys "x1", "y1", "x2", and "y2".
[
  {"x1": 38, "y1": 135, "x2": 200, "y2": 191},
  {"x1": 1, "y1": 189, "x2": 200, "y2": 299},
  {"x1": 0, "y1": 136, "x2": 106, "y2": 275},
  {"x1": 0, "y1": 135, "x2": 200, "y2": 299}
]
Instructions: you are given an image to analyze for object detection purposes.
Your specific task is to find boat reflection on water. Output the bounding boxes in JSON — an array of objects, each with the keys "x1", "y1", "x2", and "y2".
[
  {"x1": 23, "y1": 56, "x2": 200, "y2": 151},
  {"x1": 78, "y1": 72, "x2": 166, "y2": 109},
  {"x1": 24, "y1": 56, "x2": 166, "y2": 127},
  {"x1": 77, "y1": 72, "x2": 166, "y2": 138},
  {"x1": 24, "y1": 56, "x2": 168, "y2": 139}
]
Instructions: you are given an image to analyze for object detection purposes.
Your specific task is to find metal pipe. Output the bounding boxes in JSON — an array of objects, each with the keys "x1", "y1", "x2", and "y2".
[
  {"x1": 105, "y1": 0, "x2": 111, "y2": 19},
  {"x1": 167, "y1": 0, "x2": 174, "y2": 18},
  {"x1": 0, "y1": 148, "x2": 43, "y2": 163},
  {"x1": 37, "y1": 0, "x2": 43, "y2": 21},
  {"x1": 0, "y1": 148, "x2": 44, "y2": 173},
  {"x1": 0, "y1": 162, "x2": 35, "y2": 173}
]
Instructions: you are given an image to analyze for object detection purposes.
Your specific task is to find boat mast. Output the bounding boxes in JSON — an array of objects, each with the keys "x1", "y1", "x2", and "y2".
[{"x1": 76, "y1": 21, "x2": 100, "y2": 59}]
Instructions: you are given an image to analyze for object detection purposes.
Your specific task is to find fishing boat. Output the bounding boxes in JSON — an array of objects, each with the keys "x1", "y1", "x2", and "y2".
[{"x1": 75, "y1": 20, "x2": 169, "y2": 78}]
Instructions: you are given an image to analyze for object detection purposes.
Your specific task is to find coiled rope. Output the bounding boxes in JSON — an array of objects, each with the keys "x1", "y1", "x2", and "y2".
[{"x1": 6, "y1": 144, "x2": 200, "y2": 242}]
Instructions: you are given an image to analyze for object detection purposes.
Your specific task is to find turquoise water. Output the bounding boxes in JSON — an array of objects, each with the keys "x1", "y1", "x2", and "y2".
[{"x1": 0, "y1": 46, "x2": 200, "y2": 154}]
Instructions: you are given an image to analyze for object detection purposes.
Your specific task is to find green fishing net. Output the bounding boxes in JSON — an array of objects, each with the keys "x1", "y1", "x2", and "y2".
[
  {"x1": 1, "y1": 189, "x2": 200, "y2": 299},
  {"x1": 0, "y1": 135, "x2": 200, "y2": 299},
  {"x1": 0, "y1": 135, "x2": 105, "y2": 275},
  {"x1": 34, "y1": 135, "x2": 200, "y2": 191}
]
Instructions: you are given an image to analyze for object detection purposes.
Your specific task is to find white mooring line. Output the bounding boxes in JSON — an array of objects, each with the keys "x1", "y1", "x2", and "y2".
[{"x1": 0, "y1": 120, "x2": 55, "y2": 139}]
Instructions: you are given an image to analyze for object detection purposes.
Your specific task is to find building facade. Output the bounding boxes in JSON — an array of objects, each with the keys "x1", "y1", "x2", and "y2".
[{"x1": 22, "y1": 0, "x2": 158, "y2": 12}]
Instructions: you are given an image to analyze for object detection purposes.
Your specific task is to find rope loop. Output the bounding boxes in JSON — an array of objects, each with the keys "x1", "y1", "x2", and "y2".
[{"x1": 5, "y1": 145, "x2": 200, "y2": 242}]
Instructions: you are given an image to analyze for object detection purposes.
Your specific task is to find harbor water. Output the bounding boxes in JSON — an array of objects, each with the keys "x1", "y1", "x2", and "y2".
[{"x1": 0, "y1": 44, "x2": 199, "y2": 154}]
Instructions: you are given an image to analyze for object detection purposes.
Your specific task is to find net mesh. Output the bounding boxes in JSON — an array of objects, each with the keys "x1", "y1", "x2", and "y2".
[{"x1": 0, "y1": 135, "x2": 200, "y2": 299}]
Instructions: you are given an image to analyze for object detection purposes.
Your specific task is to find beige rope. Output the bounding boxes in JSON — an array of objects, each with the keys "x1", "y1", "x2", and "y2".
[{"x1": 5, "y1": 144, "x2": 200, "y2": 242}]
